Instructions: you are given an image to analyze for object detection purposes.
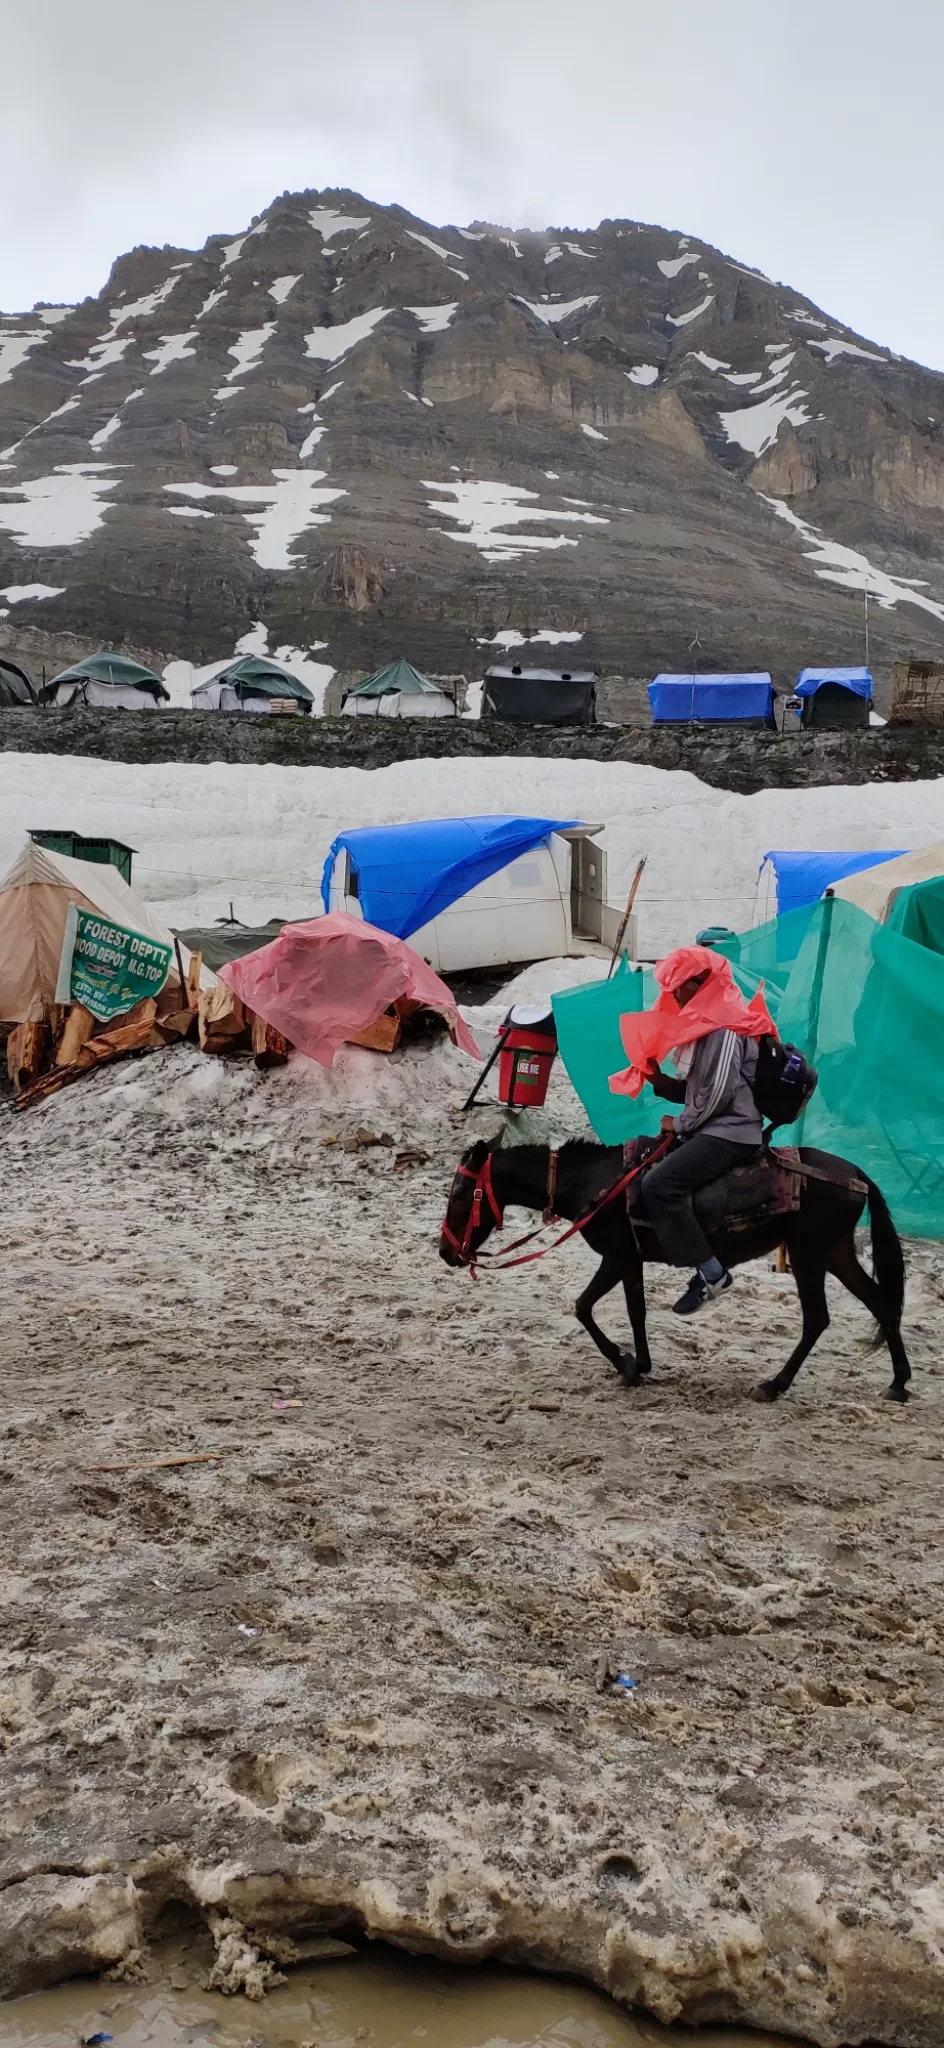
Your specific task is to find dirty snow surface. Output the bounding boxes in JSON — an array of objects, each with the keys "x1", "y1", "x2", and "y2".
[{"x1": 0, "y1": 1013, "x2": 942, "y2": 2042}]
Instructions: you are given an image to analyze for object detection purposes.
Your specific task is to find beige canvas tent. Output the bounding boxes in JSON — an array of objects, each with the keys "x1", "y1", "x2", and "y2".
[
  {"x1": 0, "y1": 839, "x2": 213, "y2": 1023},
  {"x1": 831, "y1": 841, "x2": 944, "y2": 923}
]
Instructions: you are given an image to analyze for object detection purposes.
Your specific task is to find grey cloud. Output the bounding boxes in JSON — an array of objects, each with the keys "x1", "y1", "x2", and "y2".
[{"x1": 4, "y1": 0, "x2": 943, "y2": 369}]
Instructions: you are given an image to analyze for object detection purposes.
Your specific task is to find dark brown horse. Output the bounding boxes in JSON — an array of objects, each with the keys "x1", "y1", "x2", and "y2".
[{"x1": 440, "y1": 1136, "x2": 912, "y2": 1402}]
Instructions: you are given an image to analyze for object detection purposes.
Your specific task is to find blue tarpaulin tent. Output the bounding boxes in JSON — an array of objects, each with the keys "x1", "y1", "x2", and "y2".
[
  {"x1": 795, "y1": 667, "x2": 872, "y2": 700},
  {"x1": 648, "y1": 674, "x2": 775, "y2": 724},
  {"x1": 761, "y1": 849, "x2": 906, "y2": 917},
  {"x1": 320, "y1": 815, "x2": 577, "y2": 940}
]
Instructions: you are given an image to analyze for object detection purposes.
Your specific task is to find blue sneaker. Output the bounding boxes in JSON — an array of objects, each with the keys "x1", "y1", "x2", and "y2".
[{"x1": 673, "y1": 1268, "x2": 732, "y2": 1315}]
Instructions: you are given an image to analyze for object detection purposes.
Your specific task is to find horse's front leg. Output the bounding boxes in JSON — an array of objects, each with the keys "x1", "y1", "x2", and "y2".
[{"x1": 576, "y1": 1256, "x2": 639, "y2": 1383}]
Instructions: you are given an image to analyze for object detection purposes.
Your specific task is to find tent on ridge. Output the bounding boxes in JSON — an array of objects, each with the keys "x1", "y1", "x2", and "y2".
[
  {"x1": 192, "y1": 655, "x2": 314, "y2": 715},
  {"x1": 648, "y1": 673, "x2": 775, "y2": 727},
  {"x1": 0, "y1": 838, "x2": 213, "y2": 1023},
  {"x1": 483, "y1": 665, "x2": 597, "y2": 728},
  {"x1": 40, "y1": 653, "x2": 169, "y2": 709},
  {"x1": 341, "y1": 658, "x2": 455, "y2": 719},
  {"x1": 758, "y1": 848, "x2": 907, "y2": 920},
  {"x1": 791, "y1": 667, "x2": 872, "y2": 730},
  {"x1": 0, "y1": 657, "x2": 37, "y2": 708}
]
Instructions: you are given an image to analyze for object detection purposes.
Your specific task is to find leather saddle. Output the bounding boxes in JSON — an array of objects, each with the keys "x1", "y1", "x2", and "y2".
[{"x1": 624, "y1": 1137, "x2": 803, "y2": 1233}]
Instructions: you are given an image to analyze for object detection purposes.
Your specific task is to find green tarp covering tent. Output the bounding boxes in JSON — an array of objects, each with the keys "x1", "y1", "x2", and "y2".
[
  {"x1": 884, "y1": 876, "x2": 944, "y2": 957},
  {"x1": 41, "y1": 653, "x2": 169, "y2": 707},
  {"x1": 342, "y1": 659, "x2": 454, "y2": 717},
  {"x1": 193, "y1": 657, "x2": 313, "y2": 713},
  {"x1": 553, "y1": 896, "x2": 944, "y2": 1238}
]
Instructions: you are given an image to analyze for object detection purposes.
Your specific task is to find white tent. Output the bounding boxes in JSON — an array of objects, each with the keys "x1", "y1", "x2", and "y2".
[
  {"x1": 831, "y1": 841, "x2": 944, "y2": 923},
  {"x1": 0, "y1": 840, "x2": 214, "y2": 1023}
]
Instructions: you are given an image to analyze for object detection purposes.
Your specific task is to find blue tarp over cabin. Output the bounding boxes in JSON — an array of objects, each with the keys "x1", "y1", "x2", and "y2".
[
  {"x1": 793, "y1": 667, "x2": 872, "y2": 729},
  {"x1": 320, "y1": 814, "x2": 578, "y2": 941}
]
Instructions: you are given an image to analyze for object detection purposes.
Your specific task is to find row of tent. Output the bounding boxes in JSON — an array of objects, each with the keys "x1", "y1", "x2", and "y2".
[
  {"x1": 648, "y1": 669, "x2": 876, "y2": 729},
  {"x1": 1, "y1": 653, "x2": 879, "y2": 729}
]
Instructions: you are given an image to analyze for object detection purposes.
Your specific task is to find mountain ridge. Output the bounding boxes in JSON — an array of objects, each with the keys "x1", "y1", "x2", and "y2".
[{"x1": 2, "y1": 184, "x2": 943, "y2": 699}]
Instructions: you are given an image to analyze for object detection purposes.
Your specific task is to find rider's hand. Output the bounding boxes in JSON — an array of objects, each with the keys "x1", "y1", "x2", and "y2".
[{"x1": 660, "y1": 1114, "x2": 677, "y2": 1135}]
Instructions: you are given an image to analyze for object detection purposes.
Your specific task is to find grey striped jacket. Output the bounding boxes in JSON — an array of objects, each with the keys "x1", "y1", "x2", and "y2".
[{"x1": 675, "y1": 1029, "x2": 763, "y2": 1144}]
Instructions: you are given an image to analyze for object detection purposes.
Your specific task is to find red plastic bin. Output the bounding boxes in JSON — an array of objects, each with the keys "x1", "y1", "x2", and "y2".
[{"x1": 497, "y1": 1024, "x2": 557, "y2": 1108}]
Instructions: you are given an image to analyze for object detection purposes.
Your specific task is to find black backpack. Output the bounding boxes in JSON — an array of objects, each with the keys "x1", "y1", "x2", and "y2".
[{"x1": 752, "y1": 1035, "x2": 818, "y2": 1131}]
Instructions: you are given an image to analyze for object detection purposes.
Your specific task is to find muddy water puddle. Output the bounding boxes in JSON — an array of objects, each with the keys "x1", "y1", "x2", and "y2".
[{"x1": 0, "y1": 1943, "x2": 794, "y2": 2048}]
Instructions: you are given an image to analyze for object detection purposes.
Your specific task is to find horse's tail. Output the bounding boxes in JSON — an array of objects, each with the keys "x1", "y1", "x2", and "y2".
[{"x1": 865, "y1": 1176, "x2": 905, "y2": 1342}]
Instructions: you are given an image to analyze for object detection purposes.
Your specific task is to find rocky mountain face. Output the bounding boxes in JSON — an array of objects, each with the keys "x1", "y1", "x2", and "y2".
[{"x1": 2, "y1": 186, "x2": 944, "y2": 701}]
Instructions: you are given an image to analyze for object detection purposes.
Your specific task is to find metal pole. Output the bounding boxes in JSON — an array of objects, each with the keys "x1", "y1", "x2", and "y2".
[
  {"x1": 461, "y1": 1029, "x2": 509, "y2": 1112},
  {"x1": 864, "y1": 585, "x2": 870, "y2": 668}
]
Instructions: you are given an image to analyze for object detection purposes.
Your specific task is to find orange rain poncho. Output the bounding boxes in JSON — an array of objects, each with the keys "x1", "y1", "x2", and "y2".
[
  {"x1": 609, "y1": 943, "x2": 776, "y2": 1099},
  {"x1": 220, "y1": 912, "x2": 480, "y2": 1069}
]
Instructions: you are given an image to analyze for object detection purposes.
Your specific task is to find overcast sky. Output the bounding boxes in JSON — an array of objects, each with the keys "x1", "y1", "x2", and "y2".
[{"x1": 5, "y1": 0, "x2": 943, "y2": 370}]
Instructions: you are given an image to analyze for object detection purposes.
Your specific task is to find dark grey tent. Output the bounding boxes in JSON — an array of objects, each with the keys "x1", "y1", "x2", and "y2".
[
  {"x1": 0, "y1": 658, "x2": 36, "y2": 708},
  {"x1": 175, "y1": 922, "x2": 286, "y2": 972},
  {"x1": 483, "y1": 665, "x2": 597, "y2": 727}
]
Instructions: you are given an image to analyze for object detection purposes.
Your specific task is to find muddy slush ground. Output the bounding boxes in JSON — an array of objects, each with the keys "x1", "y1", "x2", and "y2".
[{"x1": 0, "y1": 1028, "x2": 942, "y2": 2048}]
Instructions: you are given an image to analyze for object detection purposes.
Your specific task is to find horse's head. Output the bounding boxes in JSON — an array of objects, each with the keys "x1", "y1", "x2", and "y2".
[{"x1": 439, "y1": 1133, "x2": 505, "y2": 1267}]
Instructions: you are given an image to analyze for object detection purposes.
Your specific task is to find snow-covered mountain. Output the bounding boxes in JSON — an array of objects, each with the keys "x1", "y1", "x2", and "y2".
[{"x1": 2, "y1": 186, "x2": 944, "y2": 695}]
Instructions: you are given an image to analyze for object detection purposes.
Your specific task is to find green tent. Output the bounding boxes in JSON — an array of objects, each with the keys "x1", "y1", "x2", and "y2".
[
  {"x1": 42, "y1": 652, "x2": 169, "y2": 705},
  {"x1": 209, "y1": 656, "x2": 314, "y2": 709},
  {"x1": 885, "y1": 876, "x2": 944, "y2": 957},
  {"x1": 342, "y1": 658, "x2": 454, "y2": 713}
]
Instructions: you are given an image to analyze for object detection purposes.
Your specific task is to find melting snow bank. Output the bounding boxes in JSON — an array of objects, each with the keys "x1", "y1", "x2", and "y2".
[
  {"x1": 1, "y1": 1035, "x2": 943, "y2": 2040},
  {"x1": 2, "y1": 752, "x2": 943, "y2": 957}
]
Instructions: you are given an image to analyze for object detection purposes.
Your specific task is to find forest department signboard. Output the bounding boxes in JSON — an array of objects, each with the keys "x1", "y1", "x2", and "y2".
[{"x1": 55, "y1": 904, "x2": 172, "y2": 1023}]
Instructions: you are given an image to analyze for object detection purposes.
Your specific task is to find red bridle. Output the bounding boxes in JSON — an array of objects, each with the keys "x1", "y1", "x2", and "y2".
[{"x1": 440, "y1": 1152, "x2": 505, "y2": 1266}]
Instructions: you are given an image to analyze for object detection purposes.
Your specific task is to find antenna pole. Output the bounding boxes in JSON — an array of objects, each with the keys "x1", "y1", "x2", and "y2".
[
  {"x1": 688, "y1": 629, "x2": 702, "y2": 725},
  {"x1": 864, "y1": 584, "x2": 870, "y2": 668}
]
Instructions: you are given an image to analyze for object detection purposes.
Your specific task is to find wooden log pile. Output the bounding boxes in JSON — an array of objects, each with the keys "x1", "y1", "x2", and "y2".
[{"x1": 5, "y1": 947, "x2": 289, "y2": 1109}]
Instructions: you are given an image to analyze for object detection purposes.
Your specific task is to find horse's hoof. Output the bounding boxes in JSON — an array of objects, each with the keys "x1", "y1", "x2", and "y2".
[
  {"x1": 618, "y1": 1351, "x2": 640, "y2": 1387},
  {"x1": 752, "y1": 1378, "x2": 783, "y2": 1403},
  {"x1": 636, "y1": 1358, "x2": 653, "y2": 1377},
  {"x1": 885, "y1": 1382, "x2": 910, "y2": 1403}
]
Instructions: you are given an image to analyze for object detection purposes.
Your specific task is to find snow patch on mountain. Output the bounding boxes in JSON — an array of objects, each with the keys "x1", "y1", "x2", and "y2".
[
  {"x1": 404, "y1": 231, "x2": 469, "y2": 281},
  {"x1": 305, "y1": 308, "x2": 389, "y2": 362},
  {"x1": 0, "y1": 328, "x2": 49, "y2": 384},
  {"x1": 0, "y1": 463, "x2": 121, "y2": 548},
  {"x1": 477, "y1": 628, "x2": 584, "y2": 647},
  {"x1": 690, "y1": 350, "x2": 731, "y2": 372},
  {"x1": 658, "y1": 252, "x2": 701, "y2": 278},
  {"x1": 513, "y1": 295, "x2": 598, "y2": 326},
  {"x1": 67, "y1": 334, "x2": 133, "y2": 385},
  {"x1": 163, "y1": 470, "x2": 345, "y2": 571},
  {"x1": 761, "y1": 494, "x2": 944, "y2": 622},
  {"x1": 144, "y1": 331, "x2": 199, "y2": 376},
  {"x1": 626, "y1": 364, "x2": 659, "y2": 385},
  {"x1": 196, "y1": 288, "x2": 227, "y2": 321},
  {"x1": 0, "y1": 582, "x2": 65, "y2": 602},
  {"x1": 110, "y1": 276, "x2": 181, "y2": 328},
  {"x1": 787, "y1": 309, "x2": 827, "y2": 329},
  {"x1": 720, "y1": 384, "x2": 811, "y2": 456},
  {"x1": 407, "y1": 303, "x2": 459, "y2": 333},
  {"x1": 88, "y1": 415, "x2": 123, "y2": 450},
  {"x1": 309, "y1": 209, "x2": 371, "y2": 243},
  {"x1": 268, "y1": 274, "x2": 302, "y2": 305},
  {"x1": 38, "y1": 307, "x2": 73, "y2": 326},
  {"x1": 666, "y1": 294, "x2": 714, "y2": 328},
  {"x1": 810, "y1": 335, "x2": 887, "y2": 365},
  {"x1": 581, "y1": 424, "x2": 608, "y2": 441},
  {"x1": 220, "y1": 221, "x2": 268, "y2": 267},
  {"x1": 423, "y1": 477, "x2": 607, "y2": 563},
  {"x1": 215, "y1": 322, "x2": 276, "y2": 396}
]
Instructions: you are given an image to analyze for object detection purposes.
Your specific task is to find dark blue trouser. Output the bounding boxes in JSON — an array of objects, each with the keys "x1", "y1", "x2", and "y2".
[{"x1": 642, "y1": 1134, "x2": 760, "y2": 1267}]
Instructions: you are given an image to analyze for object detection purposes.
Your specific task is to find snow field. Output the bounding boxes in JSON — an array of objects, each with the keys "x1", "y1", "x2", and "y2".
[{"x1": 1, "y1": 752, "x2": 941, "y2": 962}]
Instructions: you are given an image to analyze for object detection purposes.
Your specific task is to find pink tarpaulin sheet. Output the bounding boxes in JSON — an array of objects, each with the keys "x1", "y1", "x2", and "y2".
[
  {"x1": 219, "y1": 912, "x2": 480, "y2": 1069},
  {"x1": 609, "y1": 943, "x2": 776, "y2": 1099}
]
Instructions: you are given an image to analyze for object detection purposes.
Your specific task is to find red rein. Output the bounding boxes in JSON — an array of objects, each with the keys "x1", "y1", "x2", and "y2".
[{"x1": 441, "y1": 1138, "x2": 673, "y2": 1278}]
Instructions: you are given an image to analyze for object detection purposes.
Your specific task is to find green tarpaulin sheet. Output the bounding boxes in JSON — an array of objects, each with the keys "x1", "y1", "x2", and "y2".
[{"x1": 553, "y1": 896, "x2": 944, "y2": 1238}]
